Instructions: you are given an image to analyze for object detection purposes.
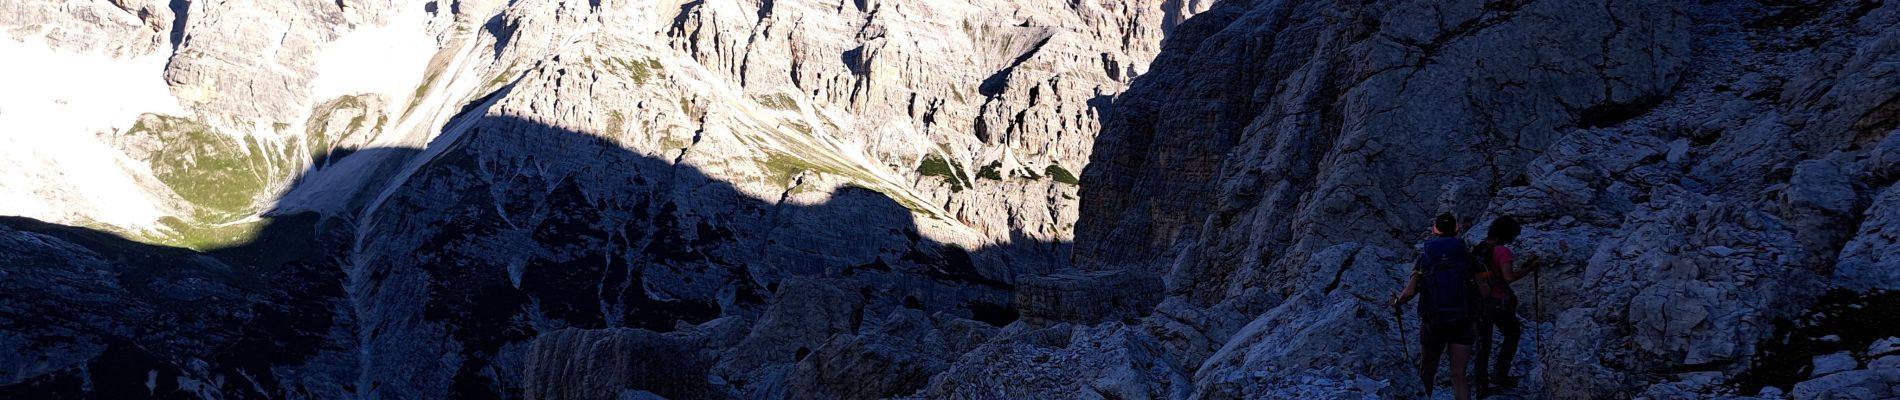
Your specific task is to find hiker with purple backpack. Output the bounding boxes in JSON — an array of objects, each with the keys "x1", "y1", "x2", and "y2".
[{"x1": 1391, "y1": 213, "x2": 1485, "y2": 400}]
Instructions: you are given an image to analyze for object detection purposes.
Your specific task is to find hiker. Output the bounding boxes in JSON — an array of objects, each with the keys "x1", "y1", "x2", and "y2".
[
  {"x1": 1472, "y1": 216, "x2": 1538, "y2": 396},
  {"x1": 1391, "y1": 213, "x2": 1483, "y2": 400}
]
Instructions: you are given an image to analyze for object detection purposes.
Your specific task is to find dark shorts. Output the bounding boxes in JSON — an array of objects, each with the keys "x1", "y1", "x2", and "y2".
[{"x1": 1423, "y1": 320, "x2": 1477, "y2": 346}]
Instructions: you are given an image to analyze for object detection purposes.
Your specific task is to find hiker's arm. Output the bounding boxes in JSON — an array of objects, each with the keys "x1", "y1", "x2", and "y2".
[
  {"x1": 1391, "y1": 273, "x2": 1419, "y2": 308},
  {"x1": 1506, "y1": 256, "x2": 1538, "y2": 284}
]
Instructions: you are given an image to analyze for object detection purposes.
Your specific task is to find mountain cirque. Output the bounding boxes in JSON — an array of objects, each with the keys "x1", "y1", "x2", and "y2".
[{"x1": 3, "y1": 0, "x2": 1899, "y2": 399}]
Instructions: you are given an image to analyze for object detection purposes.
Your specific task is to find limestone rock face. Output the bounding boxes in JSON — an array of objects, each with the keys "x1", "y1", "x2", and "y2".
[
  {"x1": 156, "y1": 0, "x2": 417, "y2": 126},
  {"x1": 1071, "y1": 0, "x2": 1900, "y2": 397},
  {"x1": 1, "y1": 0, "x2": 173, "y2": 57}
]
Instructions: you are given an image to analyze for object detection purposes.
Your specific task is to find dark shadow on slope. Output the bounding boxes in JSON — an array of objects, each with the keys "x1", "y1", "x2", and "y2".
[
  {"x1": 167, "y1": 0, "x2": 189, "y2": 51},
  {"x1": 1074, "y1": 1, "x2": 1265, "y2": 268},
  {"x1": 0, "y1": 115, "x2": 1067, "y2": 399},
  {"x1": 1731, "y1": 289, "x2": 1900, "y2": 394}
]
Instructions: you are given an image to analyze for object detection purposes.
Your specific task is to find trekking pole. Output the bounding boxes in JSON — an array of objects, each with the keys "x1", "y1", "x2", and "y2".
[
  {"x1": 1394, "y1": 300, "x2": 1415, "y2": 398},
  {"x1": 1534, "y1": 263, "x2": 1543, "y2": 398}
]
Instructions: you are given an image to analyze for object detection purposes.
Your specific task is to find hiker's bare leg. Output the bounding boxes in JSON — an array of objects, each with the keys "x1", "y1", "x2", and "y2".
[
  {"x1": 1474, "y1": 317, "x2": 1494, "y2": 392},
  {"x1": 1496, "y1": 312, "x2": 1523, "y2": 383},
  {"x1": 1422, "y1": 337, "x2": 1444, "y2": 397},
  {"x1": 1450, "y1": 343, "x2": 1471, "y2": 400}
]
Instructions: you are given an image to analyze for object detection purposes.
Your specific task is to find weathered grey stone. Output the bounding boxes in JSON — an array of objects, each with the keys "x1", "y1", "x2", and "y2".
[
  {"x1": 1016, "y1": 269, "x2": 1163, "y2": 325},
  {"x1": 1836, "y1": 186, "x2": 1900, "y2": 291},
  {"x1": 908, "y1": 322, "x2": 1189, "y2": 400},
  {"x1": 1814, "y1": 352, "x2": 1860, "y2": 377},
  {"x1": 1871, "y1": 337, "x2": 1900, "y2": 357},
  {"x1": 1792, "y1": 369, "x2": 1893, "y2": 400},
  {"x1": 1868, "y1": 355, "x2": 1900, "y2": 371},
  {"x1": 1782, "y1": 159, "x2": 1864, "y2": 271}
]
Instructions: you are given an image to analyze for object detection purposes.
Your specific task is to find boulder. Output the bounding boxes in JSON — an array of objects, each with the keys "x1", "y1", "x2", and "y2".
[
  {"x1": 909, "y1": 322, "x2": 1189, "y2": 400},
  {"x1": 1869, "y1": 337, "x2": 1900, "y2": 357},
  {"x1": 1782, "y1": 159, "x2": 1864, "y2": 271},
  {"x1": 1871, "y1": 355, "x2": 1900, "y2": 370},
  {"x1": 1836, "y1": 186, "x2": 1900, "y2": 291},
  {"x1": 1813, "y1": 352, "x2": 1860, "y2": 377},
  {"x1": 1791, "y1": 369, "x2": 1893, "y2": 400}
]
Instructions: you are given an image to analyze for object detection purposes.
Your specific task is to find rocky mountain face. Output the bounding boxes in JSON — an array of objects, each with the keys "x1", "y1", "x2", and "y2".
[
  {"x1": 3, "y1": 0, "x2": 1899, "y2": 399},
  {"x1": 2, "y1": 0, "x2": 1195, "y2": 398},
  {"x1": 1078, "y1": 0, "x2": 1900, "y2": 398}
]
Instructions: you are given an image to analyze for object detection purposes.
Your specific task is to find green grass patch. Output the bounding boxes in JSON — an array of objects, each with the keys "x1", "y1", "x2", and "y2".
[
  {"x1": 918, "y1": 154, "x2": 972, "y2": 192},
  {"x1": 124, "y1": 114, "x2": 269, "y2": 218},
  {"x1": 759, "y1": 148, "x2": 882, "y2": 189},
  {"x1": 755, "y1": 93, "x2": 800, "y2": 110},
  {"x1": 149, "y1": 216, "x2": 267, "y2": 250},
  {"x1": 760, "y1": 153, "x2": 829, "y2": 188},
  {"x1": 487, "y1": 62, "x2": 519, "y2": 89},
  {"x1": 679, "y1": 98, "x2": 701, "y2": 119},
  {"x1": 1045, "y1": 164, "x2": 1078, "y2": 185},
  {"x1": 405, "y1": 48, "x2": 458, "y2": 114},
  {"x1": 976, "y1": 160, "x2": 1003, "y2": 180},
  {"x1": 783, "y1": 120, "x2": 813, "y2": 135},
  {"x1": 591, "y1": 56, "x2": 662, "y2": 85},
  {"x1": 607, "y1": 110, "x2": 627, "y2": 135},
  {"x1": 410, "y1": 68, "x2": 439, "y2": 108},
  {"x1": 305, "y1": 94, "x2": 381, "y2": 163},
  {"x1": 658, "y1": 136, "x2": 690, "y2": 150}
]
